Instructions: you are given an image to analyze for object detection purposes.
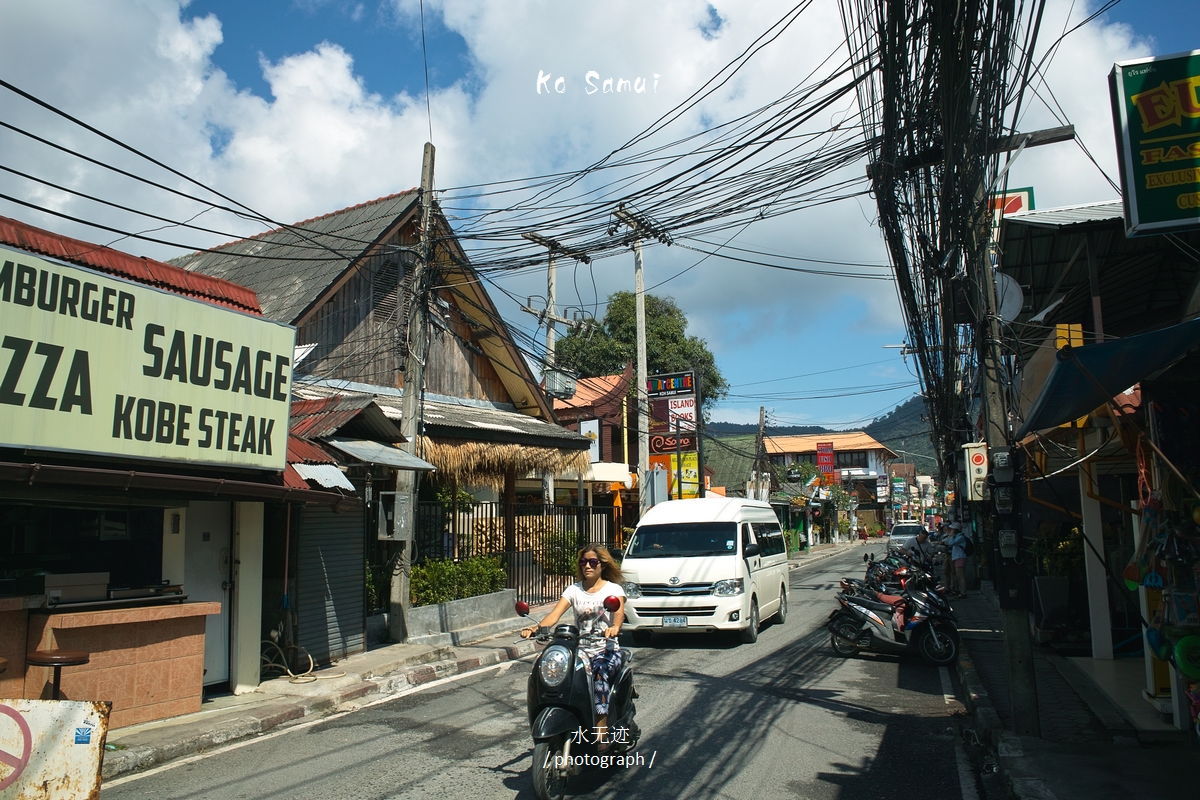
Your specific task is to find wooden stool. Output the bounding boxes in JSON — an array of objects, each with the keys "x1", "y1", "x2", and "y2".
[{"x1": 27, "y1": 649, "x2": 89, "y2": 700}]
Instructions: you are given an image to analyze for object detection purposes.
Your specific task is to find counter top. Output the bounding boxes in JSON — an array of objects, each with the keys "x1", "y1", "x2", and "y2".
[
  {"x1": 33, "y1": 601, "x2": 222, "y2": 629},
  {"x1": 0, "y1": 595, "x2": 47, "y2": 613}
]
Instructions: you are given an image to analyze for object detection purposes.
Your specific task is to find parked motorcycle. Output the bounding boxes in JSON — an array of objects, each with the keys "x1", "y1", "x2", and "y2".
[
  {"x1": 516, "y1": 599, "x2": 640, "y2": 800},
  {"x1": 827, "y1": 555, "x2": 960, "y2": 665}
]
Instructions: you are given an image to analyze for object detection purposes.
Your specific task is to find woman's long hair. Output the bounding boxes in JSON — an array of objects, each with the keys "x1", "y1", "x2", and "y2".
[{"x1": 577, "y1": 544, "x2": 624, "y2": 584}]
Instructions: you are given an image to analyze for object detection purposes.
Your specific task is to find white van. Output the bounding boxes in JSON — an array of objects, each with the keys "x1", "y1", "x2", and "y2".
[{"x1": 620, "y1": 497, "x2": 789, "y2": 644}]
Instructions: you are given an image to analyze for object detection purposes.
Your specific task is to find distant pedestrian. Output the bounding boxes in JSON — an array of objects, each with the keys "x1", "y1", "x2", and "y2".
[
  {"x1": 858, "y1": 527, "x2": 868, "y2": 545},
  {"x1": 947, "y1": 524, "x2": 970, "y2": 597}
]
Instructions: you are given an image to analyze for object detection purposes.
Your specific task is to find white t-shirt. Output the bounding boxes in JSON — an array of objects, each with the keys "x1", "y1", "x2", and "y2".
[{"x1": 562, "y1": 580, "x2": 625, "y2": 657}]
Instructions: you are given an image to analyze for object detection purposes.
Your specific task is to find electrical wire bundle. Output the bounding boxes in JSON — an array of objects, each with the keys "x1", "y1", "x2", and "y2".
[{"x1": 837, "y1": 0, "x2": 1049, "y2": 477}]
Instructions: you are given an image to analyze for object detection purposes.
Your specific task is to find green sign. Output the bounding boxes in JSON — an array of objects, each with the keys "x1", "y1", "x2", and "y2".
[{"x1": 1110, "y1": 50, "x2": 1200, "y2": 236}]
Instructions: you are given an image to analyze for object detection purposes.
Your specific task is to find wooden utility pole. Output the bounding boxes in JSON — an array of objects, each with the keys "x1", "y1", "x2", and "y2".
[{"x1": 390, "y1": 141, "x2": 436, "y2": 644}]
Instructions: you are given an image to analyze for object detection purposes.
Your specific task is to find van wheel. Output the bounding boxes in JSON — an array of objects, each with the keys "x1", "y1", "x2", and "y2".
[
  {"x1": 775, "y1": 585, "x2": 787, "y2": 625},
  {"x1": 740, "y1": 598, "x2": 759, "y2": 644}
]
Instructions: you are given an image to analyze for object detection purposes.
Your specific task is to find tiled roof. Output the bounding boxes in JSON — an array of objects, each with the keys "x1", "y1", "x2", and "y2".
[
  {"x1": 765, "y1": 431, "x2": 896, "y2": 458},
  {"x1": 553, "y1": 366, "x2": 632, "y2": 413},
  {"x1": 0, "y1": 215, "x2": 261, "y2": 314},
  {"x1": 172, "y1": 192, "x2": 419, "y2": 323}
]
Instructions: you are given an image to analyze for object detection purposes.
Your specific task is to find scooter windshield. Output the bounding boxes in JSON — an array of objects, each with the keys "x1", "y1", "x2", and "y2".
[{"x1": 624, "y1": 522, "x2": 738, "y2": 558}]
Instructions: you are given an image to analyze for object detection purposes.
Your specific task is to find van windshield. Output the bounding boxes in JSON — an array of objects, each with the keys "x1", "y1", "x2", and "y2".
[{"x1": 624, "y1": 522, "x2": 738, "y2": 558}]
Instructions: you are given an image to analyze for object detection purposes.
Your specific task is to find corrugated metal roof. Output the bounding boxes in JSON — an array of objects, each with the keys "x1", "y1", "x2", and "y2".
[
  {"x1": 0, "y1": 215, "x2": 261, "y2": 314},
  {"x1": 289, "y1": 396, "x2": 405, "y2": 442},
  {"x1": 292, "y1": 463, "x2": 357, "y2": 491},
  {"x1": 293, "y1": 382, "x2": 589, "y2": 448},
  {"x1": 324, "y1": 437, "x2": 436, "y2": 471},
  {"x1": 287, "y1": 434, "x2": 338, "y2": 465},
  {"x1": 172, "y1": 192, "x2": 419, "y2": 323},
  {"x1": 553, "y1": 367, "x2": 631, "y2": 414},
  {"x1": 1002, "y1": 200, "x2": 1124, "y2": 229}
]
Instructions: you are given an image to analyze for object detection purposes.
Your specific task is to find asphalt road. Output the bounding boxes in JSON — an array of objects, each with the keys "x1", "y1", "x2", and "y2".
[{"x1": 103, "y1": 546, "x2": 978, "y2": 800}]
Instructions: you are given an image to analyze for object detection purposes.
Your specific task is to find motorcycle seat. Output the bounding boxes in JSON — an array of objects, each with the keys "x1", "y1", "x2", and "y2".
[{"x1": 877, "y1": 594, "x2": 904, "y2": 606}]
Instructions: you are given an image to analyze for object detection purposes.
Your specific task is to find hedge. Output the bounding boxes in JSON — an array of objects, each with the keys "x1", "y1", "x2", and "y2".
[{"x1": 410, "y1": 555, "x2": 508, "y2": 607}]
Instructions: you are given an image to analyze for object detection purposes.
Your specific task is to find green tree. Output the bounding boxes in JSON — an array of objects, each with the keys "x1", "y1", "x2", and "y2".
[{"x1": 555, "y1": 291, "x2": 728, "y2": 418}]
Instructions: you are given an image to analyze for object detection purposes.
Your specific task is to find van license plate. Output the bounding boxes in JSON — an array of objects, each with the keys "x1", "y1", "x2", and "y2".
[{"x1": 662, "y1": 616, "x2": 687, "y2": 627}]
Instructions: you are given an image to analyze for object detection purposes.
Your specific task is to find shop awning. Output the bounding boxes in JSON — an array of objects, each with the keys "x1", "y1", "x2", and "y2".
[
  {"x1": 323, "y1": 437, "x2": 436, "y2": 471},
  {"x1": 1018, "y1": 317, "x2": 1200, "y2": 438},
  {"x1": 292, "y1": 463, "x2": 356, "y2": 491}
]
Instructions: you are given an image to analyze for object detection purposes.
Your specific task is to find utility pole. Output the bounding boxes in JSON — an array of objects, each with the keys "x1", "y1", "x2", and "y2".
[
  {"x1": 391, "y1": 141, "x2": 435, "y2": 644},
  {"x1": 521, "y1": 232, "x2": 591, "y2": 506},
  {"x1": 611, "y1": 204, "x2": 671, "y2": 518},
  {"x1": 753, "y1": 406, "x2": 767, "y2": 502}
]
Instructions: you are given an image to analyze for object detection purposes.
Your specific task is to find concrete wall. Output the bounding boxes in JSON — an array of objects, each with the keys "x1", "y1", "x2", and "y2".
[{"x1": 406, "y1": 589, "x2": 517, "y2": 637}]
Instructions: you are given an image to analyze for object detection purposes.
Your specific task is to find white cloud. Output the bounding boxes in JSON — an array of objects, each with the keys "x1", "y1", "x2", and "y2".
[{"x1": 0, "y1": 0, "x2": 1161, "y2": 423}]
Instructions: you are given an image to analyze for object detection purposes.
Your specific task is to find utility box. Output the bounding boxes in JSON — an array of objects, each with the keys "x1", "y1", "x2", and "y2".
[
  {"x1": 544, "y1": 368, "x2": 577, "y2": 400},
  {"x1": 962, "y1": 442, "x2": 988, "y2": 501},
  {"x1": 377, "y1": 492, "x2": 412, "y2": 541},
  {"x1": 644, "y1": 466, "x2": 670, "y2": 508}
]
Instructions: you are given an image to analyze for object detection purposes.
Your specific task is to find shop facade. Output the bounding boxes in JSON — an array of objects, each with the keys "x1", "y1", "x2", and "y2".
[{"x1": 0, "y1": 219, "x2": 349, "y2": 728}]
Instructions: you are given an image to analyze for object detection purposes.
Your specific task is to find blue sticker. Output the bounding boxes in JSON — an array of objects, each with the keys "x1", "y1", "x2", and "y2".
[
  {"x1": 725, "y1": 540, "x2": 734, "y2": 550},
  {"x1": 75, "y1": 727, "x2": 92, "y2": 745}
]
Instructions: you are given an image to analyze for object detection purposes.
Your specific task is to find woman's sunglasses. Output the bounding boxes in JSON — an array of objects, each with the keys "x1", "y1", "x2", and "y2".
[{"x1": 578, "y1": 557, "x2": 601, "y2": 568}]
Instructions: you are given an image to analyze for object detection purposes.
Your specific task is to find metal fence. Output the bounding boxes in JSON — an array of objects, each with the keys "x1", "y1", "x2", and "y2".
[{"x1": 411, "y1": 501, "x2": 632, "y2": 604}]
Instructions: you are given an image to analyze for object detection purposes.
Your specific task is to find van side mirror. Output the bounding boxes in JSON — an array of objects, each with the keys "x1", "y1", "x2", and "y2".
[{"x1": 744, "y1": 542, "x2": 761, "y2": 557}]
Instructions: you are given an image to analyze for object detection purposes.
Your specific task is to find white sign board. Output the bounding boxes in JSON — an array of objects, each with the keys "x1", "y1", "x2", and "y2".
[
  {"x1": 667, "y1": 395, "x2": 696, "y2": 431},
  {"x1": 579, "y1": 418, "x2": 601, "y2": 462},
  {"x1": 0, "y1": 247, "x2": 295, "y2": 470},
  {"x1": 0, "y1": 699, "x2": 110, "y2": 799}
]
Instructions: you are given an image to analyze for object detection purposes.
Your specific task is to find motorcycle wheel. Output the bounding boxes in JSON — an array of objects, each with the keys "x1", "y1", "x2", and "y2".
[
  {"x1": 917, "y1": 626, "x2": 959, "y2": 666},
  {"x1": 532, "y1": 735, "x2": 568, "y2": 800},
  {"x1": 829, "y1": 618, "x2": 861, "y2": 657},
  {"x1": 739, "y1": 598, "x2": 760, "y2": 644}
]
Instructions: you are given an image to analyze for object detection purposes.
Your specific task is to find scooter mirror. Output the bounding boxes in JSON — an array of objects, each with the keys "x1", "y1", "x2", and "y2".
[
  {"x1": 515, "y1": 601, "x2": 530, "y2": 616},
  {"x1": 863, "y1": 553, "x2": 869, "y2": 563},
  {"x1": 603, "y1": 596, "x2": 621, "y2": 612}
]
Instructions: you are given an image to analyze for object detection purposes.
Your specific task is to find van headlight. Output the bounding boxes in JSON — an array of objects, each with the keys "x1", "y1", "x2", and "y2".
[
  {"x1": 623, "y1": 582, "x2": 642, "y2": 599},
  {"x1": 538, "y1": 645, "x2": 572, "y2": 687},
  {"x1": 713, "y1": 578, "x2": 744, "y2": 597}
]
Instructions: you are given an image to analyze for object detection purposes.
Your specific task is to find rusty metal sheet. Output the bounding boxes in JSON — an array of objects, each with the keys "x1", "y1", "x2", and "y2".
[{"x1": 0, "y1": 700, "x2": 110, "y2": 800}]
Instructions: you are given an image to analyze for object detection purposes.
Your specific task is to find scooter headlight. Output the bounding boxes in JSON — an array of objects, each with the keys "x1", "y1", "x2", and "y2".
[
  {"x1": 713, "y1": 578, "x2": 744, "y2": 597},
  {"x1": 538, "y1": 645, "x2": 572, "y2": 687},
  {"x1": 623, "y1": 582, "x2": 643, "y2": 599}
]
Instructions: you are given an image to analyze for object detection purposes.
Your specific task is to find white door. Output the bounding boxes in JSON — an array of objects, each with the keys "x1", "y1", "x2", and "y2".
[{"x1": 186, "y1": 501, "x2": 232, "y2": 686}]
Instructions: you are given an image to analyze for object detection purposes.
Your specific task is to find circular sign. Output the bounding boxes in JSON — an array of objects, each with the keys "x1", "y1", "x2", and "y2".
[
  {"x1": 971, "y1": 453, "x2": 986, "y2": 466},
  {"x1": 0, "y1": 704, "x2": 33, "y2": 791}
]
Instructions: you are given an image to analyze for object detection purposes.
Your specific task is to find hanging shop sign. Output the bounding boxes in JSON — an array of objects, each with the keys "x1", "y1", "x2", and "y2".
[
  {"x1": 0, "y1": 247, "x2": 295, "y2": 470},
  {"x1": 649, "y1": 431, "x2": 697, "y2": 454},
  {"x1": 816, "y1": 442, "x2": 834, "y2": 478},
  {"x1": 1110, "y1": 50, "x2": 1200, "y2": 236}
]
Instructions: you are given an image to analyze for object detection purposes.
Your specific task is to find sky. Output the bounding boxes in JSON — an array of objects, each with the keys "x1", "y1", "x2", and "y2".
[{"x1": 0, "y1": 0, "x2": 1195, "y2": 431}]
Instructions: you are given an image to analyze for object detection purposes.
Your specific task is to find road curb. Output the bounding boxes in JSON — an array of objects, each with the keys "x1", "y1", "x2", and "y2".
[
  {"x1": 956, "y1": 651, "x2": 1058, "y2": 800},
  {"x1": 102, "y1": 637, "x2": 541, "y2": 781},
  {"x1": 788, "y1": 543, "x2": 861, "y2": 571}
]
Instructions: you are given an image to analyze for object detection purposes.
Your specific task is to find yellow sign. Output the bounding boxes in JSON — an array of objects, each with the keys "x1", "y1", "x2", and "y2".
[
  {"x1": 648, "y1": 451, "x2": 700, "y2": 499},
  {"x1": 0, "y1": 247, "x2": 295, "y2": 470}
]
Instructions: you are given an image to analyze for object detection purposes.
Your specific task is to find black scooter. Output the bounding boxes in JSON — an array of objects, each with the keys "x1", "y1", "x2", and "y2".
[{"x1": 516, "y1": 599, "x2": 640, "y2": 800}]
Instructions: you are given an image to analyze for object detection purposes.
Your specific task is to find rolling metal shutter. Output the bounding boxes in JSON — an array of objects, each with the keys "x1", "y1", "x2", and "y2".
[{"x1": 298, "y1": 505, "x2": 365, "y2": 663}]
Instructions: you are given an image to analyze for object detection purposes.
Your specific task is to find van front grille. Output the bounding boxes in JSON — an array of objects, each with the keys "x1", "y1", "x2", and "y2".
[
  {"x1": 640, "y1": 583, "x2": 712, "y2": 597},
  {"x1": 633, "y1": 606, "x2": 717, "y2": 617}
]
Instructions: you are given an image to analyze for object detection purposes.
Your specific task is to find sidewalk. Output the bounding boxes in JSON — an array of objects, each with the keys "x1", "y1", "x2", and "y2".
[
  {"x1": 788, "y1": 540, "x2": 864, "y2": 570},
  {"x1": 101, "y1": 604, "x2": 554, "y2": 781},
  {"x1": 954, "y1": 582, "x2": 1200, "y2": 800}
]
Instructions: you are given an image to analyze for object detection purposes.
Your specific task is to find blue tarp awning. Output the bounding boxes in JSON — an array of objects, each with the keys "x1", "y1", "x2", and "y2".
[{"x1": 1017, "y1": 317, "x2": 1200, "y2": 438}]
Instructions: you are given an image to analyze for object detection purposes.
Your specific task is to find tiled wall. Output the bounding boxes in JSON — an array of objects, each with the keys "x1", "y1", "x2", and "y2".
[{"x1": 24, "y1": 604, "x2": 217, "y2": 729}]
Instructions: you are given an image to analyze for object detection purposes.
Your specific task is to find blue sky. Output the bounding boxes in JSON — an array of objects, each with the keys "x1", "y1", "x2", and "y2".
[{"x1": 1, "y1": 1, "x2": 1196, "y2": 429}]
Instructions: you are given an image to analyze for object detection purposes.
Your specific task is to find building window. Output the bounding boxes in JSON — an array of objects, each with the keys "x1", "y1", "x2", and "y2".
[
  {"x1": 793, "y1": 453, "x2": 816, "y2": 465},
  {"x1": 835, "y1": 451, "x2": 867, "y2": 468}
]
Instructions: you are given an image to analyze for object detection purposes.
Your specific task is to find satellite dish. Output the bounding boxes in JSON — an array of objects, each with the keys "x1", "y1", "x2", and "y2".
[{"x1": 995, "y1": 272, "x2": 1023, "y2": 322}]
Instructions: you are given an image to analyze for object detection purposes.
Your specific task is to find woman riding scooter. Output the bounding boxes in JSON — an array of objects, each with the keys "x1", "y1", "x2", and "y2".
[{"x1": 521, "y1": 545, "x2": 626, "y2": 748}]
